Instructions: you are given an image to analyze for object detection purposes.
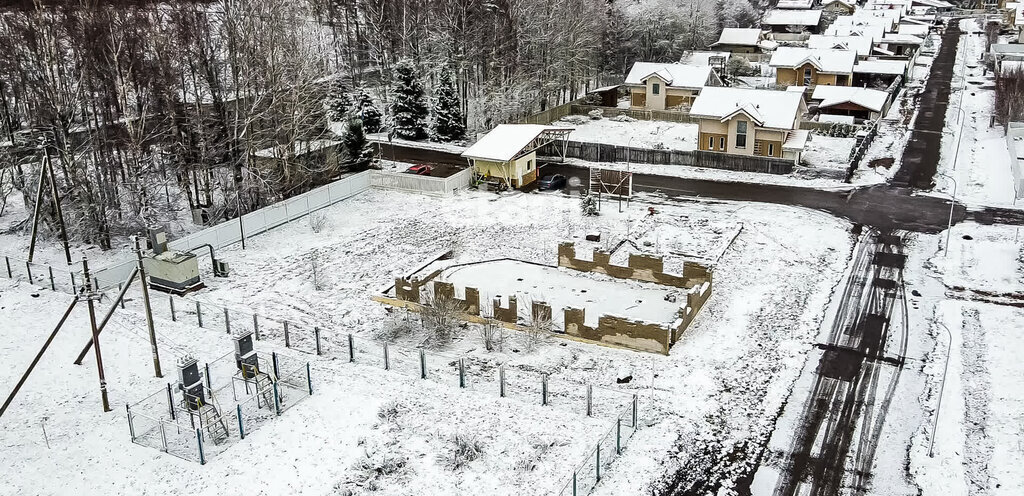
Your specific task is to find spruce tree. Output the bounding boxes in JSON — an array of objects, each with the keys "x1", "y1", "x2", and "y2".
[
  {"x1": 326, "y1": 80, "x2": 352, "y2": 122},
  {"x1": 390, "y1": 59, "x2": 428, "y2": 140},
  {"x1": 354, "y1": 89, "x2": 382, "y2": 134},
  {"x1": 342, "y1": 118, "x2": 374, "y2": 171},
  {"x1": 432, "y1": 66, "x2": 466, "y2": 142}
]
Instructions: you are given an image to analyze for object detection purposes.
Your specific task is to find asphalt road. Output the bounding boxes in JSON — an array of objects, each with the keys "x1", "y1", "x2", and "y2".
[{"x1": 377, "y1": 142, "x2": 1024, "y2": 233}]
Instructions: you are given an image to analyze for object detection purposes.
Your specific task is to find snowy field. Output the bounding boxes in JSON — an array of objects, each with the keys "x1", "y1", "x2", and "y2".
[
  {"x1": 905, "y1": 223, "x2": 1024, "y2": 496},
  {"x1": 799, "y1": 135, "x2": 856, "y2": 178},
  {"x1": 550, "y1": 116, "x2": 698, "y2": 151},
  {"x1": 2, "y1": 185, "x2": 853, "y2": 494}
]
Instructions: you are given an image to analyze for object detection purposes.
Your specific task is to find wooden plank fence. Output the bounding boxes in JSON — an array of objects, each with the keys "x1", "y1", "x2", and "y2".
[
  {"x1": 515, "y1": 103, "x2": 697, "y2": 125},
  {"x1": 541, "y1": 141, "x2": 794, "y2": 174}
]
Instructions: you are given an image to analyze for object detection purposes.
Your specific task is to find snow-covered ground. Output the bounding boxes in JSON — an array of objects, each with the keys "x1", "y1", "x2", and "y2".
[
  {"x1": 801, "y1": 135, "x2": 856, "y2": 172},
  {"x1": 551, "y1": 116, "x2": 699, "y2": 151},
  {"x1": 906, "y1": 222, "x2": 1024, "y2": 496},
  {"x1": 2, "y1": 186, "x2": 853, "y2": 494},
  {"x1": 931, "y1": 24, "x2": 1019, "y2": 208}
]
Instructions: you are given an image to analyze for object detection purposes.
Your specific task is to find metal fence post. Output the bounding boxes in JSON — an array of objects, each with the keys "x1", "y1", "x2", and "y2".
[
  {"x1": 542, "y1": 374, "x2": 548, "y2": 406},
  {"x1": 586, "y1": 385, "x2": 593, "y2": 417},
  {"x1": 499, "y1": 366, "x2": 506, "y2": 398},
  {"x1": 596, "y1": 443, "x2": 601, "y2": 481},
  {"x1": 26, "y1": 262, "x2": 33, "y2": 284},
  {"x1": 4, "y1": 256, "x2": 10, "y2": 278},
  {"x1": 196, "y1": 301, "x2": 203, "y2": 328},
  {"x1": 169, "y1": 295, "x2": 176, "y2": 322},
  {"x1": 347, "y1": 333, "x2": 354, "y2": 362},
  {"x1": 572, "y1": 471, "x2": 577, "y2": 496},
  {"x1": 383, "y1": 342, "x2": 390, "y2": 370},
  {"x1": 166, "y1": 383, "x2": 176, "y2": 420},
  {"x1": 459, "y1": 358, "x2": 466, "y2": 388},
  {"x1": 70, "y1": 271, "x2": 76, "y2": 290},
  {"x1": 204, "y1": 363, "x2": 212, "y2": 393},
  {"x1": 196, "y1": 428, "x2": 205, "y2": 465},
  {"x1": 118, "y1": 282, "x2": 125, "y2": 308},
  {"x1": 273, "y1": 383, "x2": 281, "y2": 416},
  {"x1": 126, "y1": 404, "x2": 136, "y2": 441},
  {"x1": 314, "y1": 327, "x2": 322, "y2": 355},
  {"x1": 237, "y1": 404, "x2": 245, "y2": 440},
  {"x1": 616, "y1": 418, "x2": 622, "y2": 454},
  {"x1": 284, "y1": 321, "x2": 291, "y2": 348},
  {"x1": 160, "y1": 422, "x2": 168, "y2": 452},
  {"x1": 272, "y1": 352, "x2": 280, "y2": 379},
  {"x1": 224, "y1": 308, "x2": 230, "y2": 334},
  {"x1": 48, "y1": 267, "x2": 55, "y2": 291},
  {"x1": 306, "y1": 362, "x2": 313, "y2": 395},
  {"x1": 419, "y1": 349, "x2": 426, "y2": 379},
  {"x1": 632, "y1": 394, "x2": 638, "y2": 428}
]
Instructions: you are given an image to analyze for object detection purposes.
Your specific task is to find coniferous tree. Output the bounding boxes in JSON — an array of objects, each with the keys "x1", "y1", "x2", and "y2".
[
  {"x1": 342, "y1": 118, "x2": 374, "y2": 171},
  {"x1": 327, "y1": 80, "x2": 352, "y2": 122},
  {"x1": 354, "y1": 89, "x2": 382, "y2": 133},
  {"x1": 432, "y1": 66, "x2": 466, "y2": 142},
  {"x1": 390, "y1": 59, "x2": 428, "y2": 140}
]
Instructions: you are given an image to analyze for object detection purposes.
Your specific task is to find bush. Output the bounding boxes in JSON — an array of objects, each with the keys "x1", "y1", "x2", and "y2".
[
  {"x1": 559, "y1": 115, "x2": 588, "y2": 125},
  {"x1": 421, "y1": 286, "x2": 466, "y2": 346},
  {"x1": 442, "y1": 433, "x2": 483, "y2": 471},
  {"x1": 611, "y1": 114, "x2": 637, "y2": 123},
  {"x1": 588, "y1": 109, "x2": 604, "y2": 120},
  {"x1": 308, "y1": 212, "x2": 327, "y2": 233},
  {"x1": 580, "y1": 195, "x2": 598, "y2": 216}
]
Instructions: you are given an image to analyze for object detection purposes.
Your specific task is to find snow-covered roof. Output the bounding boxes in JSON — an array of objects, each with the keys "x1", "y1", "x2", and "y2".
[
  {"x1": 911, "y1": 0, "x2": 954, "y2": 7},
  {"x1": 679, "y1": 51, "x2": 732, "y2": 67},
  {"x1": 823, "y1": 0, "x2": 857, "y2": 9},
  {"x1": 762, "y1": 9, "x2": 822, "y2": 27},
  {"x1": 826, "y1": 24, "x2": 886, "y2": 39},
  {"x1": 881, "y1": 33, "x2": 924, "y2": 45},
  {"x1": 690, "y1": 87, "x2": 805, "y2": 130},
  {"x1": 991, "y1": 44, "x2": 1024, "y2": 55},
  {"x1": 896, "y1": 24, "x2": 929, "y2": 36},
  {"x1": 807, "y1": 35, "x2": 875, "y2": 57},
  {"x1": 818, "y1": 114, "x2": 856, "y2": 124},
  {"x1": 624, "y1": 62, "x2": 716, "y2": 89},
  {"x1": 461, "y1": 124, "x2": 570, "y2": 162},
  {"x1": 783, "y1": 129, "x2": 810, "y2": 151},
  {"x1": 777, "y1": 0, "x2": 814, "y2": 8},
  {"x1": 811, "y1": 85, "x2": 890, "y2": 112},
  {"x1": 769, "y1": 47, "x2": 857, "y2": 74},
  {"x1": 712, "y1": 28, "x2": 763, "y2": 47},
  {"x1": 854, "y1": 59, "x2": 909, "y2": 75}
]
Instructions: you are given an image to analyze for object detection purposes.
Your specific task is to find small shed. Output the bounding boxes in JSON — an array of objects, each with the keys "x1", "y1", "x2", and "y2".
[{"x1": 461, "y1": 125, "x2": 573, "y2": 189}]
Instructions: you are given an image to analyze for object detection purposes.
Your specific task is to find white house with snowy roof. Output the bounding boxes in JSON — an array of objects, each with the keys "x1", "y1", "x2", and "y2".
[
  {"x1": 810, "y1": 85, "x2": 892, "y2": 121},
  {"x1": 807, "y1": 35, "x2": 876, "y2": 58},
  {"x1": 777, "y1": 0, "x2": 815, "y2": 9},
  {"x1": 461, "y1": 124, "x2": 572, "y2": 189},
  {"x1": 710, "y1": 28, "x2": 775, "y2": 55},
  {"x1": 770, "y1": 47, "x2": 858, "y2": 88},
  {"x1": 624, "y1": 62, "x2": 723, "y2": 111},
  {"x1": 690, "y1": 87, "x2": 809, "y2": 162},
  {"x1": 762, "y1": 9, "x2": 824, "y2": 34}
]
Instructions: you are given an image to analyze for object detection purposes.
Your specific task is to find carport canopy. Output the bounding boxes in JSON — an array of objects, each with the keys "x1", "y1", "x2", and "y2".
[{"x1": 461, "y1": 124, "x2": 573, "y2": 163}]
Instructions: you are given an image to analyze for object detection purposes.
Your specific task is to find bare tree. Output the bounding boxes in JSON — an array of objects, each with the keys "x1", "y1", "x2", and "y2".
[
  {"x1": 518, "y1": 296, "x2": 553, "y2": 352},
  {"x1": 420, "y1": 284, "x2": 465, "y2": 346}
]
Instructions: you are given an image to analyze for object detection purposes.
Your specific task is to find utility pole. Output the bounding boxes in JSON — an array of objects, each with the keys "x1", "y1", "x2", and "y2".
[
  {"x1": 43, "y1": 140, "x2": 72, "y2": 266},
  {"x1": 134, "y1": 236, "x2": 162, "y2": 378},
  {"x1": 81, "y1": 257, "x2": 111, "y2": 412}
]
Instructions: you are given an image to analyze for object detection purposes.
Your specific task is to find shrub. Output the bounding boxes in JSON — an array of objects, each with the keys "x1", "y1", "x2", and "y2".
[{"x1": 442, "y1": 433, "x2": 483, "y2": 471}]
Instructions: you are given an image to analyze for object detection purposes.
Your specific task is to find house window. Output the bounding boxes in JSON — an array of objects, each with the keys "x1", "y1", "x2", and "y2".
[
  {"x1": 527, "y1": 160, "x2": 533, "y2": 171},
  {"x1": 803, "y1": 68, "x2": 812, "y2": 86},
  {"x1": 708, "y1": 136, "x2": 715, "y2": 150},
  {"x1": 736, "y1": 121, "x2": 747, "y2": 148},
  {"x1": 652, "y1": 83, "x2": 660, "y2": 95},
  {"x1": 719, "y1": 137, "x2": 726, "y2": 150},
  {"x1": 768, "y1": 143, "x2": 775, "y2": 157}
]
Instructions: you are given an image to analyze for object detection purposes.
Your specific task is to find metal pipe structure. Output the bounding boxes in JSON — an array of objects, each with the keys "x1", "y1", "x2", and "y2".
[
  {"x1": 928, "y1": 321, "x2": 954, "y2": 458},
  {"x1": 83, "y1": 257, "x2": 112, "y2": 412},
  {"x1": 184, "y1": 243, "x2": 228, "y2": 277},
  {"x1": 0, "y1": 296, "x2": 80, "y2": 418}
]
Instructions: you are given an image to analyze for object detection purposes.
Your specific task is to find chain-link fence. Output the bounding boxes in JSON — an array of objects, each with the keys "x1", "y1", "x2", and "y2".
[
  {"x1": 343, "y1": 333, "x2": 633, "y2": 421},
  {"x1": 127, "y1": 349, "x2": 313, "y2": 463},
  {"x1": 0, "y1": 253, "x2": 83, "y2": 294},
  {"x1": 555, "y1": 400, "x2": 640, "y2": 496}
]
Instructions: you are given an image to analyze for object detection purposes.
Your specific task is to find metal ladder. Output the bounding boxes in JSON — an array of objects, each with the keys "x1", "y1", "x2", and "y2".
[
  {"x1": 254, "y1": 373, "x2": 276, "y2": 410},
  {"x1": 198, "y1": 403, "x2": 229, "y2": 445}
]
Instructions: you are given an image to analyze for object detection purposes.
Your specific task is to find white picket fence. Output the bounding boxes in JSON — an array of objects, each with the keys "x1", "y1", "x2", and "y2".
[
  {"x1": 91, "y1": 172, "x2": 373, "y2": 289},
  {"x1": 370, "y1": 168, "x2": 471, "y2": 197}
]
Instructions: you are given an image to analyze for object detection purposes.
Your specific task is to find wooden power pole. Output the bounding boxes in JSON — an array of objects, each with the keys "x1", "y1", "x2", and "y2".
[
  {"x1": 81, "y1": 257, "x2": 111, "y2": 412},
  {"x1": 134, "y1": 236, "x2": 162, "y2": 378}
]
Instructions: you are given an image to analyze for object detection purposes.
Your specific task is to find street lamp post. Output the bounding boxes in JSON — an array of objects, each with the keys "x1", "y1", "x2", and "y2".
[
  {"x1": 928, "y1": 321, "x2": 954, "y2": 458},
  {"x1": 936, "y1": 172, "x2": 958, "y2": 257}
]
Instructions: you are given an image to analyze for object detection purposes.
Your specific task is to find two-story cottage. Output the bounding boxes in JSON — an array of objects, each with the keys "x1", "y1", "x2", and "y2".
[
  {"x1": 690, "y1": 87, "x2": 808, "y2": 161},
  {"x1": 769, "y1": 47, "x2": 857, "y2": 88},
  {"x1": 625, "y1": 62, "x2": 722, "y2": 111},
  {"x1": 807, "y1": 35, "x2": 875, "y2": 58}
]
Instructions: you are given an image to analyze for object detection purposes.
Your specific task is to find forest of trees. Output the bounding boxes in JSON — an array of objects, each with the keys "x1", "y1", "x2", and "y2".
[{"x1": 0, "y1": 0, "x2": 760, "y2": 250}]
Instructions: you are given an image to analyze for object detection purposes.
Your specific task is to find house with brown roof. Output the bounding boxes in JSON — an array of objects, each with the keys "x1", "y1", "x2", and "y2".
[
  {"x1": 689, "y1": 87, "x2": 809, "y2": 161},
  {"x1": 625, "y1": 62, "x2": 723, "y2": 111}
]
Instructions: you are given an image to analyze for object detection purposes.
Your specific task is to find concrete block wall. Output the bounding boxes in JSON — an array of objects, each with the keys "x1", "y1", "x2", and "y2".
[
  {"x1": 563, "y1": 307, "x2": 672, "y2": 355},
  {"x1": 557, "y1": 242, "x2": 712, "y2": 289}
]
